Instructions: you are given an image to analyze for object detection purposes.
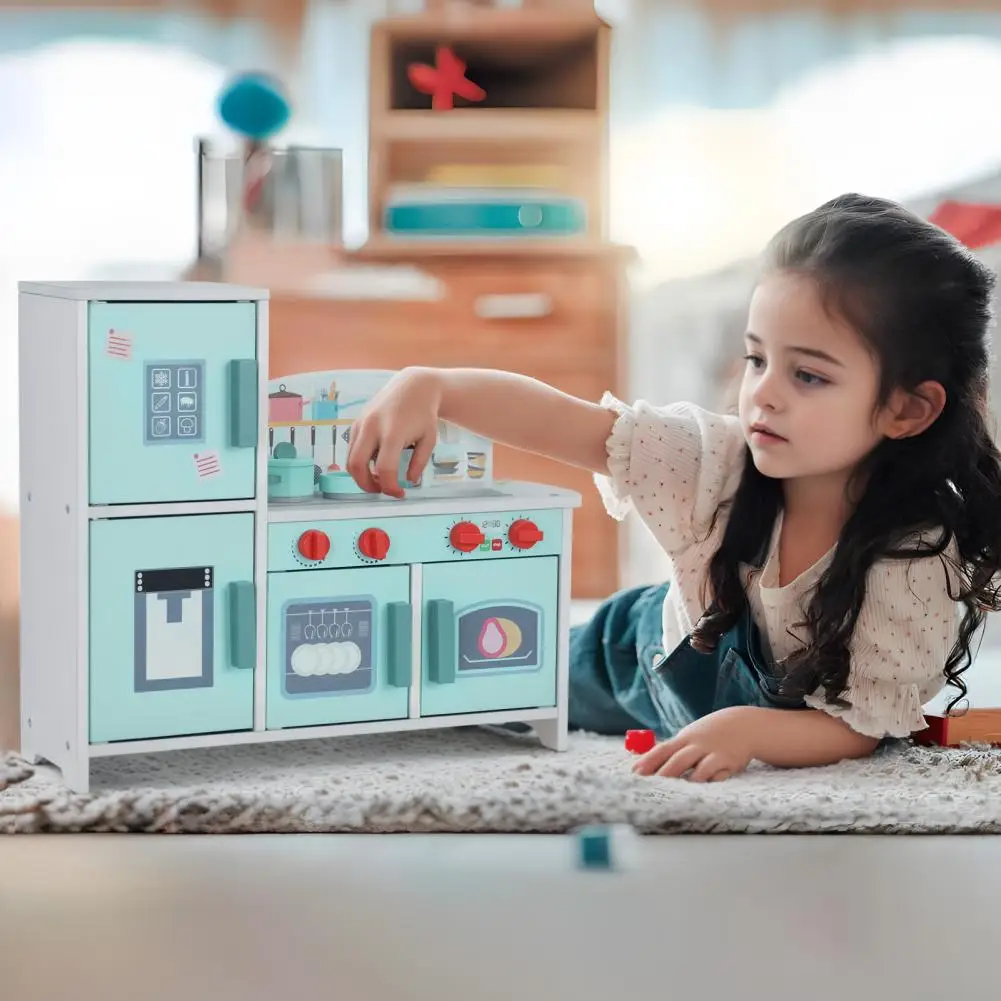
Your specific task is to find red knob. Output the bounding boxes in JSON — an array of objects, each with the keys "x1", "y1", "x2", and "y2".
[
  {"x1": 357, "y1": 527, "x2": 390, "y2": 561},
  {"x1": 297, "y1": 529, "x2": 330, "y2": 562},
  {"x1": 508, "y1": 519, "x2": 544, "y2": 550},
  {"x1": 449, "y1": 521, "x2": 485, "y2": 553}
]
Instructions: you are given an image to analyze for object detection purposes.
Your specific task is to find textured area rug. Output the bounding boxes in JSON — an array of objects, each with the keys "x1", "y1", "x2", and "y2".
[{"x1": 3, "y1": 727, "x2": 1001, "y2": 834}]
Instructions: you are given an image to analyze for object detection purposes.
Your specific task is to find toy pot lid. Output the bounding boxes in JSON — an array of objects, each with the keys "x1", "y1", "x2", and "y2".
[{"x1": 269, "y1": 383, "x2": 302, "y2": 399}]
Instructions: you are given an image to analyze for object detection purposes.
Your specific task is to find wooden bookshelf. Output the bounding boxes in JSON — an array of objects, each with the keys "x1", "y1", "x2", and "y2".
[{"x1": 367, "y1": 6, "x2": 611, "y2": 246}]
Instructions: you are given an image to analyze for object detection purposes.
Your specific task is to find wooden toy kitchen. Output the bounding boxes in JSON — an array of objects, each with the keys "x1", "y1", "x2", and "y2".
[{"x1": 17, "y1": 281, "x2": 580, "y2": 792}]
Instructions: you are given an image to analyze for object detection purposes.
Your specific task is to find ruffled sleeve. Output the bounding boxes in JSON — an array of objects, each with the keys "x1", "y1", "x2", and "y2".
[
  {"x1": 804, "y1": 543, "x2": 961, "y2": 739},
  {"x1": 593, "y1": 393, "x2": 747, "y2": 557}
]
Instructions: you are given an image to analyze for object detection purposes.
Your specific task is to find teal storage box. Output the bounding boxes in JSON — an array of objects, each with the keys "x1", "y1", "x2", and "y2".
[{"x1": 384, "y1": 186, "x2": 586, "y2": 237}]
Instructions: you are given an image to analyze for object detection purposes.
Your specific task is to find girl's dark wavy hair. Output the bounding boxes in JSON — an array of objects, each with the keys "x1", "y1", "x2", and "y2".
[{"x1": 690, "y1": 192, "x2": 1001, "y2": 714}]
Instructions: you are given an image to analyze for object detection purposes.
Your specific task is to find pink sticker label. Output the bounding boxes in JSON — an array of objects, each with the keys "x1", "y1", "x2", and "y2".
[
  {"x1": 105, "y1": 328, "x2": 132, "y2": 359},
  {"x1": 194, "y1": 452, "x2": 221, "y2": 478}
]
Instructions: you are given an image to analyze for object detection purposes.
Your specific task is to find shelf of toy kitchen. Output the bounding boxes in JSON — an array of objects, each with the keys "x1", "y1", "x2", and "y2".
[{"x1": 267, "y1": 480, "x2": 581, "y2": 522}]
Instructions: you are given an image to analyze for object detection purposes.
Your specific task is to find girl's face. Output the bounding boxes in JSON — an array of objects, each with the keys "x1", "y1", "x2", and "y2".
[{"x1": 737, "y1": 272, "x2": 889, "y2": 487}]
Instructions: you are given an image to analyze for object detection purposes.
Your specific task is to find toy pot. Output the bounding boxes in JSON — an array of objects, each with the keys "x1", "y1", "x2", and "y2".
[
  {"x1": 320, "y1": 450, "x2": 421, "y2": 498},
  {"x1": 268, "y1": 457, "x2": 315, "y2": 500}
]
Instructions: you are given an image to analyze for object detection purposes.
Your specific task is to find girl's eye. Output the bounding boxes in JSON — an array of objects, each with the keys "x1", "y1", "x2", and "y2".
[
  {"x1": 796, "y1": 370, "x2": 828, "y2": 386},
  {"x1": 743, "y1": 353, "x2": 764, "y2": 369}
]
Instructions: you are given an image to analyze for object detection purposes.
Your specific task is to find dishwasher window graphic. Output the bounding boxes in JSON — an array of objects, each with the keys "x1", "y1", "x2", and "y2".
[
  {"x1": 282, "y1": 597, "x2": 375, "y2": 697},
  {"x1": 134, "y1": 566, "x2": 214, "y2": 692},
  {"x1": 457, "y1": 602, "x2": 542, "y2": 675}
]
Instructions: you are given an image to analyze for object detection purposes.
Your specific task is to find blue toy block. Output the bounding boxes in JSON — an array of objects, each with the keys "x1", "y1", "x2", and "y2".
[{"x1": 577, "y1": 825, "x2": 613, "y2": 869}]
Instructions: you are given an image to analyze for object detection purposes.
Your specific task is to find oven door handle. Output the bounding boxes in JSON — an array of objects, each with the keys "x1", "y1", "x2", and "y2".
[
  {"x1": 426, "y1": 599, "x2": 456, "y2": 685},
  {"x1": 386, "y1": 601, "x2": 412, "y2": 688},
  {"x1": 228, "y1": 581, "x2": 256, "y2": 669}
]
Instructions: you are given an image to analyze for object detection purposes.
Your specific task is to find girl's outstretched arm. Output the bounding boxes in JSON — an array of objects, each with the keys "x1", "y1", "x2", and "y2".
[{"x1": 347, "y1": 366, "x2": 617, "y2": 497}]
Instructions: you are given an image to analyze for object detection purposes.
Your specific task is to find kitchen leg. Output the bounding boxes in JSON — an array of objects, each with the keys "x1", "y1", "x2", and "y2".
[{"x1": 534, "y1": 716, "x2": 568, "y2": 752}]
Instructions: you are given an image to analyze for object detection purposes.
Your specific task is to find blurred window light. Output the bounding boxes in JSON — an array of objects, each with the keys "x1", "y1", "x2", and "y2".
[{"x1": 611, "y1": 34, "x2": 1001, "y2": 282}]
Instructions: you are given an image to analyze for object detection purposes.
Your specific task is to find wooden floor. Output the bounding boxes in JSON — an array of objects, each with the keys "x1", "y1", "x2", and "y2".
[{"x1": 1, "y1": 833, "x2": 996, "y2": 1000}]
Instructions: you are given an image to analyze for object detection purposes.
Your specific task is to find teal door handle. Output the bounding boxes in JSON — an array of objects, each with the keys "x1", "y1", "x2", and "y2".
[
  {"x1": 228, "y1": 581, "x2": 256, "y2": 669},
  {"x1": 386, "y1": 602, "x2": 412, "y2": 688},
  {"x1": 228, "y1": 359, "x2": 258, "y2": 448},
  {"x1": 426, "y1": 599, "x2": 455, "y2": 684}
]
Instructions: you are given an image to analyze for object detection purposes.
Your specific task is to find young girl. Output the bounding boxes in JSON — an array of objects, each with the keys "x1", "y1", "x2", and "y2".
[{"x1": 346, "y1": 193, "x2": 1001, "y2": 783}]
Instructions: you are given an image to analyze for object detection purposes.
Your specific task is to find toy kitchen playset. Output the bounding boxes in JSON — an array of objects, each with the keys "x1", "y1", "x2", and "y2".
[{"x1": 17, "y1": 281, "x2": 580, "y2": 793}]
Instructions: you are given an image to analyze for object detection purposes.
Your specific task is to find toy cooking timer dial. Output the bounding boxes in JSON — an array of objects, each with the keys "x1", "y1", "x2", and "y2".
[
  {"x1": 507, "y1": 518, "x2": 543, "y2": 550},
  {"x1": 297, "y1": 529, "x2": 330, "y2": 562},
  {"x1": 357, "y1": 527, "x2": 391, "y2": 561},
  {"x1": 449, "y1": 520, "x2": 485, "y2": 553}
]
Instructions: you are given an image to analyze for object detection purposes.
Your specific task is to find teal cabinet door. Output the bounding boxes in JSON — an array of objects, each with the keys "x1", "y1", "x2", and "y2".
[
  {"x1": 88, "y1": 301, "x2": 259, "y2": 504},
  {"x1": 266, "y1": 566, "x2": 412, "y2": 729},
  {"x1": 89, "y1": 513, "x2": 256, "y2": 743},
  {"x1": 421, "y1": 556, "x2": 558, "y2": 717}
]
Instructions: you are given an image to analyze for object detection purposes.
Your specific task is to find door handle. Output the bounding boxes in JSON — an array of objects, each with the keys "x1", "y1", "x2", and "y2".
[
  {"x1": 386, "y1": 602, "x2": 412, "y2": 688},
  {"x1": 228, "y1": 359, "x2": 258, "y2": 448},
  {"x1": 228, "y1": 581, "x2": 256, "y2": 669},
  {"x1": 426, "y1": 599, "x2": 455, "y2": 684},
  {"x1": 473, "y1": 292, "x2": 553, "y2": 320}
]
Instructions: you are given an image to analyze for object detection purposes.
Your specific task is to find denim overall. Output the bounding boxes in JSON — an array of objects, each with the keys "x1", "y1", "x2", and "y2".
[{"x1": 568, "y1": 581, "x2": 807, "y2": 739}]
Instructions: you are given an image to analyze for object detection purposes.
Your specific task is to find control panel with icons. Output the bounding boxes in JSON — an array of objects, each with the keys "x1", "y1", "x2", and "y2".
[
  {"x1": 266, "y1": 508, "x2": 564, "y2": 574},
  {"x1": 144, "y1": 360, "x2": 205, "y2": 444}
]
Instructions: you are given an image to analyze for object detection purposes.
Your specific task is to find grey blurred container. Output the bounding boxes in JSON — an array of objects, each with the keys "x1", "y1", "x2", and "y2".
[{"x1": 196, "y1": 138, "x2": 343, "y2": 260}]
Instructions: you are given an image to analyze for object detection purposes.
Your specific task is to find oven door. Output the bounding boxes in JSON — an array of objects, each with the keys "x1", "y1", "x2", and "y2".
[
  {"x1": 266, "y1": 565, "x2": 412, "y2": 729},
  {"x1": 420, "y1": 556, "x2": 558, "y2": 717}
]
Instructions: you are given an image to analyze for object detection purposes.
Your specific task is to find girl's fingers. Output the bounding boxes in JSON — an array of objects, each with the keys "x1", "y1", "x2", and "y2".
[
  {"x1": 631, "y1": 736, "x2": 681, "y2": 775},
  {"x1": 373, "y1": 435, "x2": 408, "y2": 498},
  {"x1": 407, "y1": 433, "x2": 435, "y2": 486},
  {"x1": 689, "y1": 752, "x2": 728, "y2": 783},
  {"x1": 346, "y1": 421, "x2": 382, "y2": 494},
  {"x1": 656, "y1": 743, "x2": 706, "y2": 780}
]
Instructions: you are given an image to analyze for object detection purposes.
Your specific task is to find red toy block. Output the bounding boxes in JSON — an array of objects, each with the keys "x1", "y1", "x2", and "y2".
[{"x1": 625, "y1": 729, "x2": 656, "y2": 754}]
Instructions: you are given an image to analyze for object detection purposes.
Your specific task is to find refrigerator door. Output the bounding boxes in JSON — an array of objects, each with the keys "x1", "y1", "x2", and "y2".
[{"x1": 89, "y1": 512, "x2": 256, "y2": 743}]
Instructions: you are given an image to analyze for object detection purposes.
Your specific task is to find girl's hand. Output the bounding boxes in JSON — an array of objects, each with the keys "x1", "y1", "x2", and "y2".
[
  {"x1": 631, "y1": 707, "x2": 757, "y2": 782},
  {"x1": 346, "y1": 368, "x2": 443, "y2": 498}
]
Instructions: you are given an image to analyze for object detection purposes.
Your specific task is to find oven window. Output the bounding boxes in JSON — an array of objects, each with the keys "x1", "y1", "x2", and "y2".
[{"x1": 457, "y1": 602, "x2": 542, "y2": 675}]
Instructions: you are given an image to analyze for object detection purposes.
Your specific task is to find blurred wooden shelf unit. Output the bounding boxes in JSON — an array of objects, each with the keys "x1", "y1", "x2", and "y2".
[{"x1": 367, "y1": 4, "x2": 611, "y2": 247}]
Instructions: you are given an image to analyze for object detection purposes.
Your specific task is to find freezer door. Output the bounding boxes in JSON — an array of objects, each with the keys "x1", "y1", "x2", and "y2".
[{"x1": 88, "y1": 301, "x2": 258, "y2": 504}]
